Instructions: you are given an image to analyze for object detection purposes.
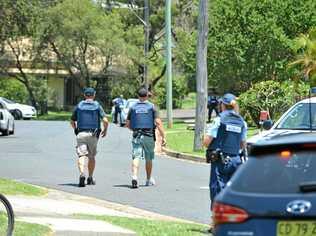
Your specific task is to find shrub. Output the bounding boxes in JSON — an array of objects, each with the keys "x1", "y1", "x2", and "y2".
[
  {"x1": 238, "y1": 80, "x2": 309, "y2": 126},
  {"x1": 0, "y1": 78, "x2": 28, "y2": 103}
]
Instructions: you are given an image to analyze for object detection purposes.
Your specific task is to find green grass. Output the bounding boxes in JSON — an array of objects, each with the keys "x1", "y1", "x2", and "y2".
[
  {"x1": 165, "y1": 121, "x2": 259, "y2": 158},
  {"x1": 165, "y1": 122, "x2": 205, "y2": 157},
  {"x1": 0, "y1": 178, "x2": 47, "y2": 196},
  {"x1": 0, "y1": 213, "x2": 51, "y2": 236},
  {"x1": 76, "y1": 215, "x2": 208, "y2": 236},
  {"x1": 181, "y1": 93, "x2": 196, "y2": 109},
  {"x1": 35, "y1": 111, "x2": 72, "y2": 121}
]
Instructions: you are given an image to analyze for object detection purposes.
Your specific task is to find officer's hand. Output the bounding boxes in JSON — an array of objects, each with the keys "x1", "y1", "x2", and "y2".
[
  {"x1": 74, "y1": 128, "x2": 79, "y2": 136},
  {"x1": 100, "y1": 130, "x2": 107, "y2": 138},
  {"x1": 161, "y1": 138, "x2": 167, "y2": 147}
]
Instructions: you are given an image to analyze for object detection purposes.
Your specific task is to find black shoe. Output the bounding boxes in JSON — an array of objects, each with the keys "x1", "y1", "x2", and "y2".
[
  {"x1": 87, "y1": 176, "x2": 96, "y2": 185},
  {"x1": 131, "y1": 179, "x2": 138, "y2": 189},
  {"x1": 78, "y1": 175, "x2": 86, "y2": 187},
  {"x1": 207, "y1": 228, "x2": 214, "y2": 234}
]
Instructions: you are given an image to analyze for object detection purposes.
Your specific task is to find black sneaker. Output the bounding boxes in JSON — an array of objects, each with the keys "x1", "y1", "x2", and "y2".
[
  {"x1": 131, "y1": 179, "x2": 138, "y2": 189},
  {"x1": 87, "y1": 177, "x2": 96, "y2": 185},
  {"x1": 78, "y1": 175, "x2": 86, "y2": 187}
]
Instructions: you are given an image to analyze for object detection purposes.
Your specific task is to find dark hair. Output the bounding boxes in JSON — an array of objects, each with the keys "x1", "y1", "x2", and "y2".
[{"x1": 138, "y1": 87, "x2": 148, "y2": 97}]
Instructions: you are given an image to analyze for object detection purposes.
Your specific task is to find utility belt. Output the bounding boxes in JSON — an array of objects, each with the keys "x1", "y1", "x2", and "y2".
[
  {"x1": 206, "y1": 148, "x2": 234, "y2": 164},
  {"x1": 77, "y1": 128, "x2": 101, "y2": 138},
  {"x1": 133, "y1": 129, "x2": 154, "y2": 138}
]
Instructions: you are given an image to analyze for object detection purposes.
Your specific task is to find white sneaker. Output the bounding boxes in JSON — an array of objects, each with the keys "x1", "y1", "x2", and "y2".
[{"x1": 145, "y1": 178, "x2": 156, "y2": 186}]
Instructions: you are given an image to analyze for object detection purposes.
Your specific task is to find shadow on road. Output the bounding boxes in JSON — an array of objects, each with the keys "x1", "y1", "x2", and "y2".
[
  {"x1": 59, "y1": 183, "x2": 79, "y2": 188},
  {"x1": 113, "y1": 184, "x2": 133, "y2": 189}
]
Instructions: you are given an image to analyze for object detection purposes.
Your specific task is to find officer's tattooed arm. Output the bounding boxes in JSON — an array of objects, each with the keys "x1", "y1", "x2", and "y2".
[
  {"x1": 100, "y1": 117, "x2": 109, "y2": 138},
  {"x1": 155, "y1": 118, "x2": 166, "y2": 146}
]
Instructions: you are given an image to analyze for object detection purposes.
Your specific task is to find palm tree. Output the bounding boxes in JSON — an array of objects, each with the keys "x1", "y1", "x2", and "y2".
[{"x1": 289, "y1": 28, "x2": 316, "y2": 80}]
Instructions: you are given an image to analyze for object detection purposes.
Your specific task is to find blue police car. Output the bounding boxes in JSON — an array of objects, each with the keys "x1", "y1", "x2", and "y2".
[{"x1": 212, "y1": 132, "x2": 316, "y2": 236}]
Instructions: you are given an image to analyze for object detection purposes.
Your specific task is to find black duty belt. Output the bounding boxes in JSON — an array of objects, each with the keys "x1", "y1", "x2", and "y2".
[{"x1": 133, "y1": 129, "x2": 154, "y2": 138}]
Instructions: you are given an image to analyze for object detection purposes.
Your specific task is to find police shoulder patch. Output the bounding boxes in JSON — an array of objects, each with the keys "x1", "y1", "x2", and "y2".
[{"x1": 226, "y1": 125, "x2": 242, "y2": 133}]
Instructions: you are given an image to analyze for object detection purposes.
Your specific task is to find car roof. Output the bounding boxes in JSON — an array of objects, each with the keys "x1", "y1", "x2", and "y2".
[
  {"x1": 249, "y1": 132, "x2": 316, "y2": 155},
  {"x1": 299, "y1": 96, "x2": 316, "y2": 103}
]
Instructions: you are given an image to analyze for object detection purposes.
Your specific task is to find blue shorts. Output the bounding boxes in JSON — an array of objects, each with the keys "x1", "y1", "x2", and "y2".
[{"x1": 132, "y1": 135, "x2": 155, "y2": 161}]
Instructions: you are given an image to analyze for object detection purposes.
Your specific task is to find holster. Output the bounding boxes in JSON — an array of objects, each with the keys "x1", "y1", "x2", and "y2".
[{"x1": 206, "y1": 148, "x2": 222, "y2": 163}]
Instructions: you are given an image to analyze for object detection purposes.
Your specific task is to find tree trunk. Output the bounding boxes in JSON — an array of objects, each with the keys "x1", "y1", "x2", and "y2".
[
  {"x1": 24, "y1": 79, "x2": 37, "y2": 110},
  {"x1": 194, "y1": 0, "x2": 208, "y2": 151}
]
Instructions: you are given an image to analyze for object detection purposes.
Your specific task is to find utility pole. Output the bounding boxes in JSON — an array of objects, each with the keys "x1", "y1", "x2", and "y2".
[
  {"x1": 165, "y1": 0, "x2": 173, "y2": 128},
  {"x1": 144, "y1": 0, "x2": 150, "y2": 89},
  {"x1": 194, "y1": 0, "x2": 208, "y2": 151}
]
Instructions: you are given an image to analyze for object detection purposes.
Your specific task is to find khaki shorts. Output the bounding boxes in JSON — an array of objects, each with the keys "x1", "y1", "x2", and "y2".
[
  {"x1": 76, "y1": 132, "x2": 98, "y2": 159},
  {"x1": 132, "y1": 135, "x2": 155, "y2": 161}
]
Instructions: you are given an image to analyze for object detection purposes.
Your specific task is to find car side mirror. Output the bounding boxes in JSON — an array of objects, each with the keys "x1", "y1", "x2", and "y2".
[{"x1": 262, "y1": 120, "x2": 273, "y2": 130}]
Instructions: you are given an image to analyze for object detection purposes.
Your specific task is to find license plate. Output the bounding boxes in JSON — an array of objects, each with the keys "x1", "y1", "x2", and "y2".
[{"x1": 277, "y1": 221, "x2": 316, "y2": 236}]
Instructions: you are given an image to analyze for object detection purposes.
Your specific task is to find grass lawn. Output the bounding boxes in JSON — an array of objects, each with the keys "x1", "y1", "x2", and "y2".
[
  {"x1": 181, "y1": 93, "x2": 196, "y2": 109},
  {"x1": 76, "y1": 215, "x2": 208, "y2": 236},
  {"x1": 0, "y1": 178, "x2": 47, "y2": 196},
  {"x1": 165, "y1": 122, "x2": 205, "y2": 157},
  {"x1": 0, "y1": 213, "x2": 51, "y2": 236},
  {"x1": 165, "y1": 121, "x2": 259, "y2": 158},
  {"x1": 35, "y1": 111, "x2": 72, "y2": 121}
]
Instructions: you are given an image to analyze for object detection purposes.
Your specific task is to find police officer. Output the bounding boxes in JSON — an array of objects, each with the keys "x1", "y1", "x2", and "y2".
[
  {"x1": 207, "y1": 94, "x2": 219, "y2": 122},
  {"x1": 112, "y1": 95, "x2": 125, "y2": 125},
  {"x1": 204, "y1": 93, "x2": 247, "y2": 203},
  {"x1": 126, "y1": 87, "x2": 166, "y2": 188},
  {"x1": 70, "y1": 87, "x2": 109, "y2": 187}
]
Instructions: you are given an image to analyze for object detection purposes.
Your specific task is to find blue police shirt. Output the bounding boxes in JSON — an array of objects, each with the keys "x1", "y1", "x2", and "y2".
[{"x1": 206, "y1": 110, "x2": 247, "y2": 141}]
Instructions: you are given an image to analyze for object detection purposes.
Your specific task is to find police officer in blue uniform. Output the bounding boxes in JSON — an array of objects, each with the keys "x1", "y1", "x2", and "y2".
[
  {"x1": 203, "y1": 93, "x2": 247, "y2": 233},
  {"x1": 71, "y1": 88, "x2": 109, "y2": 187},
  {"x1": 112, "y1": 95, "x2": 125, "y2": 125},
  {"x1": 204, "y1": 93, "x2": 247, "y2": 203},
  {"x1": 126, "y1": 88, "x2": 166, "y2": 188},
  {"x1": 207, "y1": 94, "x2": 219, "y2": 122}
]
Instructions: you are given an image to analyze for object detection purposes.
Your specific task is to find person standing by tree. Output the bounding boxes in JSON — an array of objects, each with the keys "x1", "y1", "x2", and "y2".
[
  {"x1": 126, "y1": 87, "x2": 166, "y2": 189},
  {"x1": 207, "y1": 93, "x2": 219, "y2": 122},
  {"x1": 70, "y1": 88, "x2": 109, "y2": 187}
]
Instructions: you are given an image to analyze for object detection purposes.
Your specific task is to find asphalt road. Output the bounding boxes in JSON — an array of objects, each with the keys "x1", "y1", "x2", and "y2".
[{"x1": 0, "y1": 121, "x2": 210, "y2": 224}]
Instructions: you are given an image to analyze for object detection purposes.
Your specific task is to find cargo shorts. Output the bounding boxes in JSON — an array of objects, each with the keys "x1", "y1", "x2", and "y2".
[
  {"x1": 132, "y1": 134, "x2": 155, "y2": 161},
  {"x1": 76, "y1": 132, "x2": 98, "y2": 159}
]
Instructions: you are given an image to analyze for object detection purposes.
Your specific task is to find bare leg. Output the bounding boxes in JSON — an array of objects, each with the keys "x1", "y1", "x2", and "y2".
[
  {"x1": 145, "y1": 160, "x2": 152, "y2": 180},
  {"x1": 88, "y1": 158, "x2": 95, "y2": 177},
  {"x1": 132, "y1": 158, "x2": 140, "y2": 179},
  {"x1": 78, "y1": 156, "x2": 86, "y2": 176}
]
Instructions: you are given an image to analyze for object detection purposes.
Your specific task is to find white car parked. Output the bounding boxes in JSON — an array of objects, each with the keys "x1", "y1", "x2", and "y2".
[
  {"x1": 0, "y1": 97, "x2": 37, "y2": 120},
  {"x1": 0, "y1": 102, "x2": 15, "y2": 136},
  {"x1": 247, "y1": 97, "x2": 316, "y2": 146}
]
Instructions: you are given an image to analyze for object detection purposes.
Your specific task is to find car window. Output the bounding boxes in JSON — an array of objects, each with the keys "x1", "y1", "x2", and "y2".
[
  {"x1": 2, "y1": 98, "x2": 15, "y2": 104},
  {"x1": 231, "y1": 151, "x2": 316, "y2": 194},
  {"x1": 0, "y1": 103, "x2": 4, "y2": 109},
  {"x1": 276, "y1": 103, "x2": 316, "y2": 129}
]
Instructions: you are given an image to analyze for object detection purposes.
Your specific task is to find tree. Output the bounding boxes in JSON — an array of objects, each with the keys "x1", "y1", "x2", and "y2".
[
  {"x1": 194, "y1": 0, "x2": 208, "y2": 151},
  {"x1": 0, "y1": 0, "x2": 48, "y2": 110},
  {"x1": 207, "y1": 0, "x2": 316, "y2": 94},
  {"x1": 37, "y1": 0, "x2": 130, "y2": 90},
  {"x1": 289, "y1": 28, "x2": 316, "y2": 83}
]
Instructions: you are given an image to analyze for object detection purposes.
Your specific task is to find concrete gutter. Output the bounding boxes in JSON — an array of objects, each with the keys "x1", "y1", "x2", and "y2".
[{"x1": 162, "y1": 147, "x2": 206, "y2": 163}]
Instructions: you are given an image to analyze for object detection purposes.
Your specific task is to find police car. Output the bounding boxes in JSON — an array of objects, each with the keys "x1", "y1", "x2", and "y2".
[{"x1": 247, "y1": 97, "x2": 316, "y2": 146}]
